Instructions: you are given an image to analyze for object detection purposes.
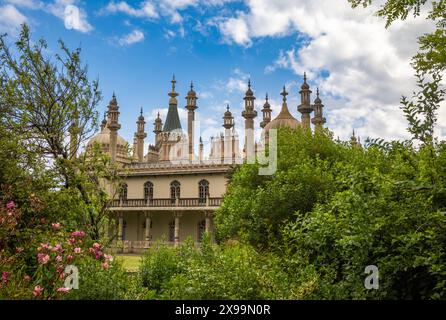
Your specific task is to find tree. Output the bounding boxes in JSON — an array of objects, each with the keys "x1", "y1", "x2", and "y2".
[{"x1": 0, "y1": 24, "x2": 121, "y2": 240}]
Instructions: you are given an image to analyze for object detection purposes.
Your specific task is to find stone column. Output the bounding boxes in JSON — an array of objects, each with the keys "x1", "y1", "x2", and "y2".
[
  {"x1": 118, "y1": 214, "x2": 123, "y2": 241},
  {"x1": 174, "y1": 212, "x2": 182, "y2": 247},
  {"x1": 145, "y1": 212, "x2": 152, "y2": 241},
  {"x1": 205, "y1": 212, "x2": 214, "y2": 241}
]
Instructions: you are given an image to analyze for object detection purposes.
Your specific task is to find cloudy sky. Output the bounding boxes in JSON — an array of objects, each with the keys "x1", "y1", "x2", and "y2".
[{"x1": 0, "y1": 0, "x2": 444, "y2": 150}]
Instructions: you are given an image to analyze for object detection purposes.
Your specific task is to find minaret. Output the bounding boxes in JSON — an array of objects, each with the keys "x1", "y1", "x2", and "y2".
[
  {"x1": 297, "y1": 73, "x2": 313, "y2": 129},
  {"x1": 199, "y1": 136, "x2": 204, "y2": 162},
  {"x1": 153, "y1": 111, "x2": 163, "y2": 145},
  {"x1": 223, "y1": 105, "x2": 234, "y2": 163},
  {"x1": 185, "y1": 81, "x2": 198, "y2": 161},
  {"x1": 260, "y1": 93, "x2": 272, "y2": 129},
  {"x1": 135, "y1": 108, "x2": 147, "y2": 162},
  {"x1": 242, "y1": 79, "x2": 257, "y2": 161},
  {"x1": 100, "y1": 112, "x2": 107, "y2": 131},
  {"x1": 311, "y1": 88, "x2": 326, "y2": 132},
  {"x1": 164, "y1": 75, "x2": 182, "y2": 132},
  {"x1": 350, "y1": 130, "x2": 361, "y2": 148},
  {"x1": 107, "y1": 93, "x2": 121, "y2": 162}
]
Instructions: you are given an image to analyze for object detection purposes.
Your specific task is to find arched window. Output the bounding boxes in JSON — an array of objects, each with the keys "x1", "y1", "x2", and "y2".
[
  {"x1": 119, "y1": 183, "x2": 128, "y2": 200},
  {"x1": 197, "y1": 220, "x2": 206, "y2": 242},
  {"x1": 198, "y1": 179, "x2": 209, "y2": 204},
  {"x1": 144, "y1": 181, "x2": 154, "y2": 200},
  {"x1": 170, "y1": 180, "x2": 181, "y2": 199}
]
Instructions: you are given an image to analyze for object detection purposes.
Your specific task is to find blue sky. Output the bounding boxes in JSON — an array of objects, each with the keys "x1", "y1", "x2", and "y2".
[{"x1": 1, "y1": 0, "x2": 444, "y2": 149}]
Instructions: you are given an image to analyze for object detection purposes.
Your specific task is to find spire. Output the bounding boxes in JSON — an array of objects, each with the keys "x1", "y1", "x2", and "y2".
[
  {"x1": 223, "y1": 104, "x2": 234, "y2": 130},
  {"x1": 311, "y1": 87, "x2": 325, "y2": 130},
  {"x1": 260, "y1": 92, "x2": 272, "y2": 129},
  {"x1": 100, "y1": 111, "x2": 107, "y2": 131},
  {"x1": 164, "y1": 76, "x2": 182, "y2": 132},
  {"x1": 168, "y1": 74, "x2": 178, "y2": 99},
  {"x1": 281, "y1": 85, "x2": 288, "y2": 102},
  {"x1": 298, "y1": 72, "x2": 313, "y2": 129}
]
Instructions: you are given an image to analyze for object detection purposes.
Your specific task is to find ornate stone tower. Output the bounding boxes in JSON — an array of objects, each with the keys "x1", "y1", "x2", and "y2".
[
  {"x1": 223, "y1": 104, "x2": 234, "y2": 163},
  {"x1": 242, "y1": 79, "x2": 257, "y2": 161},
  {"x1": 107, "y1": 93, "x2": 121, "y2": 162},
  {"x1": 153, "y1": 111, "x2": 163, "y2": 145},
  {"x1": 260, "y1": 93, "x2": 272, "y2": 129},
  {"x1": 164, "y1": 75, "x2": 182, "y2": 133},
  {"x1": 185, "y1": 81, "x2": 198, "y2": 161},
  {"x1": 311, "y1": 88, "x2": 326, "y2": 132},
  {"x1": 199, "y1": 136, "x2": 204, "y2": 162},
  {"x1": 297, "y1": 73, "x2": 313, "y2": 129},
  {"x1": 135, "y1": 108, "x2": 147, "y2": 162}
]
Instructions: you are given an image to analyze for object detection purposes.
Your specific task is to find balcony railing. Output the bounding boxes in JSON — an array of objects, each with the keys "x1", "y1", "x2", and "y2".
[{"x1": 110, "y1": 197, "x2": 222, "y2": 208}]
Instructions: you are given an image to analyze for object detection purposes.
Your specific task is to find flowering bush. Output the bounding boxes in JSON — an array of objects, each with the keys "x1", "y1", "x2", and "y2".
[{"x1": 0, "y1": 200, "x2": 120, "y2": 300}]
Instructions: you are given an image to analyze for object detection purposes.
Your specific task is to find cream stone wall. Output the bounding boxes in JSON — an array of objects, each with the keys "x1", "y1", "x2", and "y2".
[
  {"x1": 123, "y1": 173, "x2": 227, "y2": 199},
  {"x1": 118, "y1": 211, "x2": 208, "y2": 243}
]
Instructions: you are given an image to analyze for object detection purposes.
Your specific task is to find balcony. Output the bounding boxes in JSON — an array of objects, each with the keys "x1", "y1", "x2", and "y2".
[{"x1": 109, "y1": 197, "x2": 223, "y2": 210}]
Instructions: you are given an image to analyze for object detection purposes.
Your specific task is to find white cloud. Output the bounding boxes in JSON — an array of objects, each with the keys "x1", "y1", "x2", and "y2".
[
  {"x1": 102, "y1": 1, "x2": 158, "y2": 18},
  {"x1": 62, "y1": 4, "x2": 92, "y2": 32},
  {"x1": 6, "y1": 0, "x2": 93, "y2": 33},
  {"x1": 216, "y1": 0, "x2": 442, "y2": 141},
  {"x1": 0, "y1": 4, "x2": 27, "y2": 34},
  {"x1": 118, "y1": 29, "x2": 145, "y2": 46},
  {"x1": 218, "y1": 13, "x2": 251, "y2": 46}
]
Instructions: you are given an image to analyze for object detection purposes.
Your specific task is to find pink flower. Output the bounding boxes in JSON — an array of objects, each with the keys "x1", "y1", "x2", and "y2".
[
  {"x1": 39, "y1": 217, "x2": 46, "y2": 224},
  {"x1": 55, "y1": 255, "x2": 62, "y2": 263},
  {"x1": 6, "y1": 201, "x2": 14, "y2": 210},
  {"x1": 101, "y1": 262, "x2": 109, "y2": 270},
  {"x1": 93, "y1": 243, "x2": 101, "y2": 249},
  {"x1": 70, "y1": 231, "x2": 85, "y2": 238},
  {"x1": 95, "y1": 251, "x2": 103, "y2": 260},
  {"x1": 37, "y1": 253, "x2": 50, "y2": 265},
  {"x1": 68, "y1": 238, "x2": 76, "y2": 245},
  {"x1": 51, "y1": 223, "x2": 61, "y2": 230},
  {"x1": 16, "y1": 247, "x2": 24, "y2": 253},
  {"x1": 33, "y1": 286, "x2": 43, "y2": 297},
  {"x1": 52, "y1": 244, "x2": 62, "y2": 252},
  {"x1": 73, "y1": 247, "x2": 82, "y2": 254},
  {"x1": 57, "y1": 287, "x2": 70, "y2": 293},
  {"x1": 40, "y1": 243, "x2": 49, "y2": 250},
  {"x1": 104, "y1": 254, "x2": 114, "y2": 262},
  {"x1": 23, "y1": 275, "x2": 31, "y2": 282},
  {"x1": 67, "y1": 255, "x2": 73, "y2": 263},
  {"x1": 2, "y1": 272, "x2": 8, "y2": 283}
]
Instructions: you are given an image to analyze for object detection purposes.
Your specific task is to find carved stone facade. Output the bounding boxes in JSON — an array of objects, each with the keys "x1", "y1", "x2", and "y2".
[{"x1": 85, "y1": 74, "x2": 328, "y2": 252}]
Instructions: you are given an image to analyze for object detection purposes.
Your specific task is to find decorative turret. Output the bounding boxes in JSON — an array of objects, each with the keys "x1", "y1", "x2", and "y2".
[
  {"x1": 350, "y1": 130, "x2": 361, "y2": 148},
  {"x1": 242, "y1": 79, "x2": 257, "y2": 161},
  {"x1": 153, "y1": 111, "x2": 163, "y2": 145},
  {"x1": 311, "y1": 88, "x2": 326, "y2": 132},
  {"x1": 260, "y1": 93, "x2": 272, "y2": 129},
  {"x1": 164, "y1": 75, "x2": 182, "y2": 132},
  {"x1": 107, "y1": 92, "x2": 121, "y2": 162},
  {"x1": 199, "y1": 136, "x2": 204, "y2": 162},
  {"x1": 297, "y1": 73, "x2": 313, "y2": 129},
  {"x1": 135, "y1": 108, "x2": 147, "y2": 162},
  {"x1": 100, "y1": 112, "x2": 107, "y2": 131},
  {"x1": 185, "y1": 81, "x2": 198, "y2": 161},
  {"x1": 223, "y1": 104, "x2": 234, "y2": 130}
]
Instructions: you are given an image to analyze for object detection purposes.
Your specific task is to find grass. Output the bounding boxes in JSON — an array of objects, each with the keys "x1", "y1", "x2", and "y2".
[{"x1": 117, "y1": 254, "x2": 142, "y2": 272}]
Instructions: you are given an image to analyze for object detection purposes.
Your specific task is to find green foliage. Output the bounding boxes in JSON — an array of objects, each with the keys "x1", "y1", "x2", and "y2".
[
  {"x1": 67, "y1": 259, "x2": 130, "y2": 300},
  {"x1": 215, "y1": 128, "x2": 350, "y2": 247},
  {"x1": 401, "y1": 71, "x2": 445, "y2": 145},
  {"x1": 138, "y1": 237, "x2": 296, "y2": 300}
]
